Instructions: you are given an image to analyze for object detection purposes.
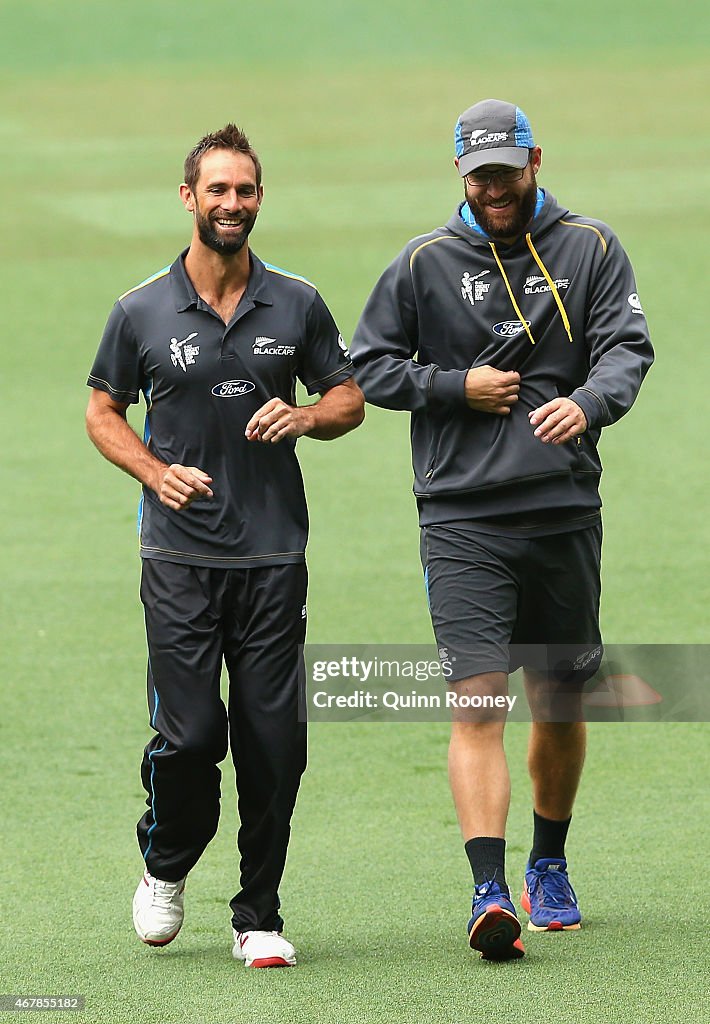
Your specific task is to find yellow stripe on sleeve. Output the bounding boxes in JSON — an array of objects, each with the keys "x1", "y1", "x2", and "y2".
[
  {"x1": 409, "y1": 235, "x2": 455, "y2": 270},
  {"x1": 559, "y1": 220, "x2": 607, "y2": 255}
]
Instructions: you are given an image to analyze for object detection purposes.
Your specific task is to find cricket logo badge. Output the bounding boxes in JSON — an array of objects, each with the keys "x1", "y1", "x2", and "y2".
[
  {"x1": 461, "y1": 270, "x2": 490, "y2": 306},
  {"x1": 170, "y1": 332, "x2": 200, "y2": 372}
]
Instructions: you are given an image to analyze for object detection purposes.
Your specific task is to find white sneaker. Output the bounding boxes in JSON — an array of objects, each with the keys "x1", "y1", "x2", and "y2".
[
  {"x1": 132, "y1": 871, "x2": 186, "y2": 946},
  {"x1": 232, "y1": 928, "x2": 297, "y2": 967}
]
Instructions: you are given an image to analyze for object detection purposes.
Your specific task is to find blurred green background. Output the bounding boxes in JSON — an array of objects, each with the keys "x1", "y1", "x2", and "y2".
[{"x1": 1, "y1": 2, "x2": 708, "y2": 1022}]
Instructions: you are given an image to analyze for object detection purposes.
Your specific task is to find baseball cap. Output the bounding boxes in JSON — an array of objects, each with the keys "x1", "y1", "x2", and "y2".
[{"x1": 454, "y1": 99, "x2": 534, "y2": 176}]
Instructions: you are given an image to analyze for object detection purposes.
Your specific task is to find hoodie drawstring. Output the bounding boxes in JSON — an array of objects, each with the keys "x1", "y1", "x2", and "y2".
[
  {"x1": 525, "y1": 234, "x2": 574, "y2": 344},
  {"x1": 489, "y1": 242, "x2": 536, "y2": 346},
  {"x1": 488, "y1": 236, "x2": 574, "y2": 346}
]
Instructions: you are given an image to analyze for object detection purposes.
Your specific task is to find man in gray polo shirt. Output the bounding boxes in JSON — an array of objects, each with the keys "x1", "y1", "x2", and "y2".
[
  {"x1": 86, "y1": 123, "x2": 364, "y2": 967},
  {"x1": 351, "y1": 99, "x2": 653, "y2": 960}
]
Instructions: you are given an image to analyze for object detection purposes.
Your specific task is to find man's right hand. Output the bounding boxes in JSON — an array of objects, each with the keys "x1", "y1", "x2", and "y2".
[
  {"x1": 155, "y1": 465, "x2": 214, "y2": 511},
  {"x1": 464, "y1": 365, "x2": 521, "y2": 415}
]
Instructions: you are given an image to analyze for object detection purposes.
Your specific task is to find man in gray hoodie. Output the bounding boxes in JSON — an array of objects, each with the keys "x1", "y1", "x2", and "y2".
[{"x1": 350, "y1": 99, "x2": 653, "y2": 960}]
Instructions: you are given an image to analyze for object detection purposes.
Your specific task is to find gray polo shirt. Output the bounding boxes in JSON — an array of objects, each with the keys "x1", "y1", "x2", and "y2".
[{"x1": 88, "y1": 249, "x2": 353, "y2": 568}]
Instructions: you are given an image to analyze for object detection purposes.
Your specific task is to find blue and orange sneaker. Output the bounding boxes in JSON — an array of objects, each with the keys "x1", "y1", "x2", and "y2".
[
  {"x1": 521, "y1": 858, "x2": 581, "y2": 931},
  {"x1": 468, "y1": 877, "x2": 525, "y2": 960}
]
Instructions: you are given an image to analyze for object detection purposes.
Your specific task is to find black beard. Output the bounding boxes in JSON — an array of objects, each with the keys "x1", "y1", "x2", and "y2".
[
  {"x1": 195, "y1": 210, "x2": 256, "y2": 255},
  {"x1": 466, "y1": 179, "x2": 538, "y2": 241}
]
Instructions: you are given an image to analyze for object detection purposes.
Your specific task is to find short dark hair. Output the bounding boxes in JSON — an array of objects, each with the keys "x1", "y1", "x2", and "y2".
[{"x1": 183, "y1": 124, "x2": 262, "y2": 190}]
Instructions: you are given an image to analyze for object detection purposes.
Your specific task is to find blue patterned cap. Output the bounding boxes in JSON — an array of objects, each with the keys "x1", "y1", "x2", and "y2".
[{"x1": 455, "y1": 99, "x2": 534, "y2": 176}]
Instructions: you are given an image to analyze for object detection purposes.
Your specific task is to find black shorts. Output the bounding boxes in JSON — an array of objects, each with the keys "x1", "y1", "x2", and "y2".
[{"x1": 420, "y1": 521, "x2": 603, "y2": 683}]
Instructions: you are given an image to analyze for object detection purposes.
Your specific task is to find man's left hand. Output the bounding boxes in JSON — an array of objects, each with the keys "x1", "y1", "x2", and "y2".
[
  {"x1": 529, "y1": 398, "x2": 587, "y2": 444},
  {"x1": 245, "y1": 399, "x2": 314, "y2": 443}
]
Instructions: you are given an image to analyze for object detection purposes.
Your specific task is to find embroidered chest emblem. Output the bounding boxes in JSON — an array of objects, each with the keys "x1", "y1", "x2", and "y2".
[
  {"x1": 170, "y1": 332, "x2": 200, "y2": 372},
  {"x1": 253, "y1": 336, "x2": 296, "y2": 356},
  {"x1": 461, "y1": 270, "x2": 490, "y2": 305}
]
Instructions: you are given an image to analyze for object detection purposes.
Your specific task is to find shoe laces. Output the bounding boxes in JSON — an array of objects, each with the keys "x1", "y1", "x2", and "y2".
[
  {"x1": 474, "y1": 870, "x2": 504, "y2": 900},
  {"x1": 531, "y1": 867, "x2": 577, "y2": 906},
  {"x1": 150, "y1": 877, "x2": 183, "y2": 910},
  {"x1": 475, "y1": 872, "x2": 510, "y2": 905},
  {"x1": 237, "y1": 930, "x2": 284, "y2": 944}
]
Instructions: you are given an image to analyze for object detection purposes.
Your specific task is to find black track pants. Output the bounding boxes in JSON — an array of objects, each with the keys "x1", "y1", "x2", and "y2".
[{"x1": 136, "y1": 558, "x2": 308, "y2": 932}]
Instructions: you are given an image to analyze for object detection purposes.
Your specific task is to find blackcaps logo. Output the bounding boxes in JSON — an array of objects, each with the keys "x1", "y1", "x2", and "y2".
[
  {"x1": 574, "y1": 645, "x2": 603, "y2": 671},
  {"x1": 525, "y1": 275, "x2": 569, "y2": 295},
  {"x1": 628, "y1": 293, "x2": 645, "y2": 315},
  {"x1": 211, "y1": 380, "x2": 256, "y2": 398},
  {"x1": 253, "y1": 336, "x2": 296, "y2": 356},
  {"x1": 469, "y1": 129, "x2": 508, "y2": 146}
]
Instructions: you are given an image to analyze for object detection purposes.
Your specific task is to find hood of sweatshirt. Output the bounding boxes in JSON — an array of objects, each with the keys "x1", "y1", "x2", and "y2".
[
  {"x1": 445, "y1": 189, "x2": 570, "y2": 250},
  {"x1": 443, "y1": 190, "x2": 575, "y2": 351}
]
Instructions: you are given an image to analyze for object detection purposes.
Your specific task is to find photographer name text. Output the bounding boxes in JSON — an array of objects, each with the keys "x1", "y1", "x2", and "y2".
[{"x1": 310, "y1": 657, "x2": 517, "y2": 712}]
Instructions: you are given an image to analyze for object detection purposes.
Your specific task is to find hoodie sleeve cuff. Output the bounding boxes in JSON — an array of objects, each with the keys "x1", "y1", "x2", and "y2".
[
  {"x1": 569, "y1": 387, "x2": 608, "y2": 430},
  {"x1": 428, "y1": 367, "x2": 469, "y2": 407}
]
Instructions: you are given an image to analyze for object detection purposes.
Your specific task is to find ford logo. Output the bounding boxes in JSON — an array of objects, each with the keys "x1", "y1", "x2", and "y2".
[
  {"x1": 211, "y1": 380, "x2": 256, "y2": 398},
  {"x1": 492, "y1": 320, "x2": 531, "y2": 338}
]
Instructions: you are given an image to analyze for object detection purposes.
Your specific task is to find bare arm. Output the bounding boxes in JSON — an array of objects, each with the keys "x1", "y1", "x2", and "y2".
[
  {"x1": 245, "y1": 377, "x2": 365, "y2": 443},
  {"x1": 85, "y1": 389, "x2": 213, "y2": 511}
]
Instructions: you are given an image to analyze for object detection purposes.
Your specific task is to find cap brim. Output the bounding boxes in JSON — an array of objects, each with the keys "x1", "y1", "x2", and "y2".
[{"x1": 458, "y1": 146, "x2": 530, "y2": 176}]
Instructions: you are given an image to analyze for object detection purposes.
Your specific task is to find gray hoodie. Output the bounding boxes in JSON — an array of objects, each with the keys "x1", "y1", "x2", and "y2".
[{"x1": 350, "y1": 191, "x2": 654, "y2": 522}]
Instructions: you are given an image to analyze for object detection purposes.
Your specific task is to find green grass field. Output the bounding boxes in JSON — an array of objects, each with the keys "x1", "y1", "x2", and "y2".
[{"x1": 1, "y1": 2, "x2": 709, "y2": 1022}]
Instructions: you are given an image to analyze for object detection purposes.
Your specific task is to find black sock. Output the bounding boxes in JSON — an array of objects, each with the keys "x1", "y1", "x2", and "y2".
[
  {"x1": 464, "y1": 837, "x2": 509, "y2": 894},
  {"x1": 529, "y1": 811, "x2": 571, "y2": 866}
]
